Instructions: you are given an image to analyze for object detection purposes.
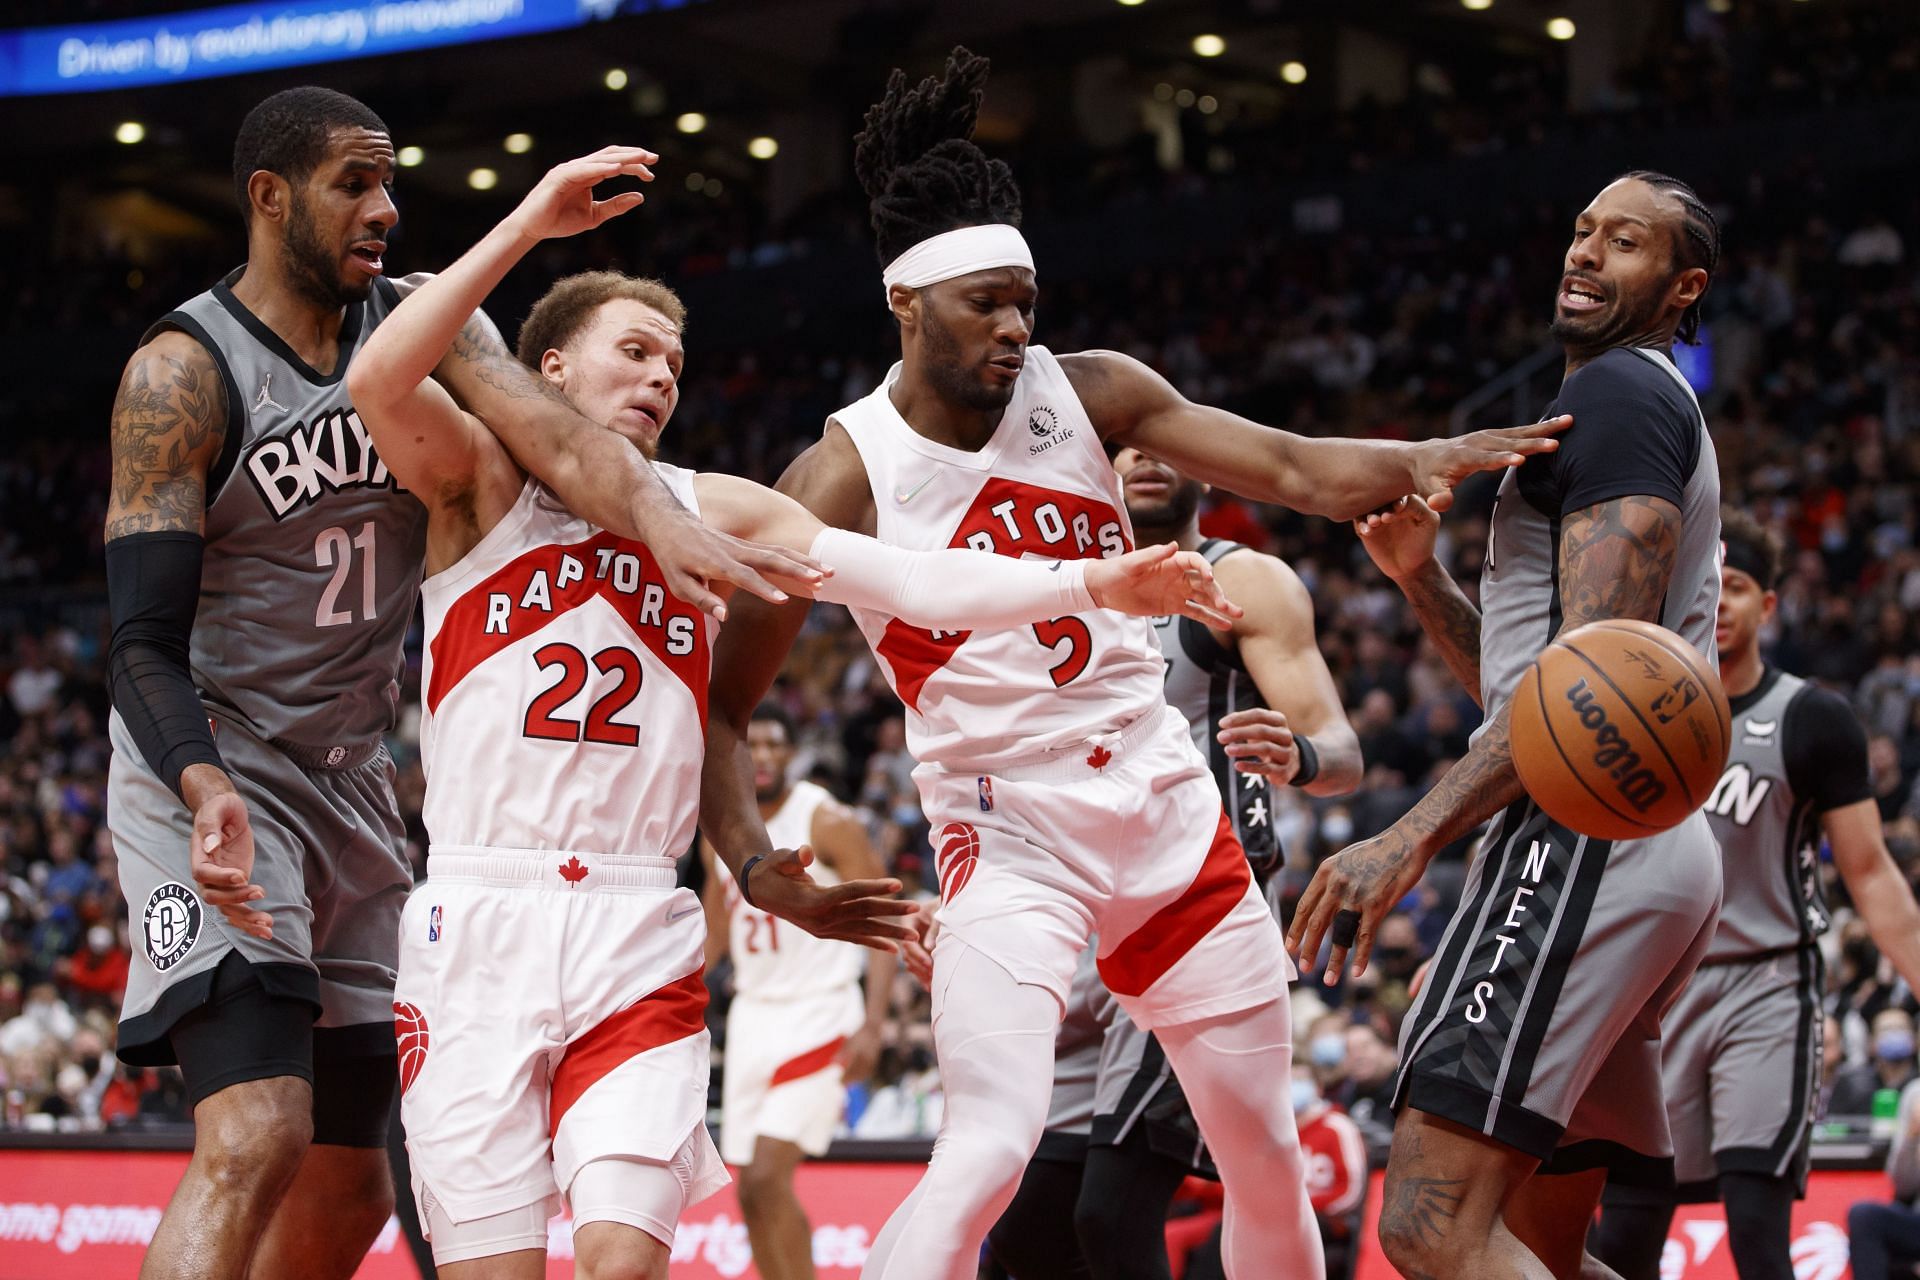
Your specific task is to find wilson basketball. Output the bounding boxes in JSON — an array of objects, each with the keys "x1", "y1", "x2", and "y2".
[{"x1": 1511, "y1": 619, "x2": 1730, "y2": 840}]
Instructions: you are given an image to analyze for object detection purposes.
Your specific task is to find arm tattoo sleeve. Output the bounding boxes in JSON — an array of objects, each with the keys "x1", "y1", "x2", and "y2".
[
  {"x1": 1399, "y1": 563, "x2": 1484, "y2": 706},
  {"x1": 1558, "y1": 494, "x2": 1682, "y2": 628},
  {"x1": 106, "y1": 348, "x2": 224, "y2": 541},
  {"x1": 447, "y1": 315, "x2": 572, "y2": 408}
]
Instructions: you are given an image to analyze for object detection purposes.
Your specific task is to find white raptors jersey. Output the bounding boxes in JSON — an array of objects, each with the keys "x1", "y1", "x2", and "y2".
[
  {"x1": 724, "y1": 780, "x2": 866, "y2": 1000},
  {"x1": 418, "y1": 467, "x2": 719, "y2": 858},
  {"x1": 833, "y1": 347, "x2": 1164, "y2": 770}
]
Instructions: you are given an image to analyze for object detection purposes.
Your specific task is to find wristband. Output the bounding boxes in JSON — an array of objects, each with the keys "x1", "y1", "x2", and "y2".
[
  {"x1": 1289, "y1": 734, "x2": 1320, "y2": 788},
  {"x1": 738, "y1": 854, "x2": 767, "y2": 909}
]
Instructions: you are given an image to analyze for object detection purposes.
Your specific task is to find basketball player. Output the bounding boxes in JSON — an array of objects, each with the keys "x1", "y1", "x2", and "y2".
[
  {"x1": 104, "y1": 89, "x2": 814, "y2": 1280},
  {"x1": 985, "y1": 447, "x2": 1362, "y2": 1280},
  {"x1": 345, "y1": 146, "x2": 1240, "y2": 1278},
  {"x1": 698, "y1": 49, "x2": 1567, "y2": 1280},
  {"x1": 1590, "y1": 509, "x2": 1920, "y2": 1280},
  {"x1": 701, "y1": 703, "x2": 899, "y2": 1280},
  {"x1": 1292, "y1": 171, "x2": 1726, "y2": 1279}
]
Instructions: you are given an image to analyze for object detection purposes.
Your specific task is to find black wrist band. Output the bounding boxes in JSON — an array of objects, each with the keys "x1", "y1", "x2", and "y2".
[
  {"x1": 1289, "y1": 734, "x2": 1320, "y2": 787},
  {"x1": 737, "y1": 854, "x2": 767, "y2": 909}
]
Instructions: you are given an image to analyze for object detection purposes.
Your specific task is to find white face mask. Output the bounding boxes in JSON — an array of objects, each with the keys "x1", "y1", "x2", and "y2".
[{"x1": 1290, "y1": 1077, "x2": 1320, "y2": 1114}]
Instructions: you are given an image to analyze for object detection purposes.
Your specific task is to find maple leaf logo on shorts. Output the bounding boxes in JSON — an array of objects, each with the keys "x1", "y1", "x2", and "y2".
[{"x1": 558, "y1": 856, "x2": 590, "y2": 885}]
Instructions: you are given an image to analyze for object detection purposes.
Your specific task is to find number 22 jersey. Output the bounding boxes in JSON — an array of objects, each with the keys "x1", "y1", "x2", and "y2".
[
  {"x1": 832, "y1": 347, "x2": 1164, "y2": 772},
  {"x1": 417, "y1": 467, "x2": 718, "y2": 857}
]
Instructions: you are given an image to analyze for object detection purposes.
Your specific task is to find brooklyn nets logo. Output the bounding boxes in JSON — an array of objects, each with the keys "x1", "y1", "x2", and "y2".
[{"x1": 142, "y1": 882, "x2": 203, "y2": 972}]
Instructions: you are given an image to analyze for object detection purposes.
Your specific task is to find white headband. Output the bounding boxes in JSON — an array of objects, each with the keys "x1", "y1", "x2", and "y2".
[{"x1": 881, "y1": 224, "x2": 1034, "y2": 299}]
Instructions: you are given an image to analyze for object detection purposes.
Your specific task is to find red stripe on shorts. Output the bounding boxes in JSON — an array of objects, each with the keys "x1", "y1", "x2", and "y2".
[
  {"x1": 549, "y1": 970, "x2": 709, "y2": 1136},
  {"x1": 768, "y1": 1036, "x2": 847, "y2": 1088},
  {"x1": 1096, "y1": 808, "x2": 1252, "y2": 998}
]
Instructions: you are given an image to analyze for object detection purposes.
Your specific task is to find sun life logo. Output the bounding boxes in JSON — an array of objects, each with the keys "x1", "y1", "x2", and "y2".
[{"x1": 1027, "y1": 404, "x2": 1073, "y2": 455}]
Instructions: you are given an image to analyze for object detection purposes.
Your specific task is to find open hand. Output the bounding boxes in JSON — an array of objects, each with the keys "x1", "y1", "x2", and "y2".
[
  {"x1": 649, "y1": 512, "x2": 828, "y2": 621},
  {"x1": 744, "y1": 845, "x2": 919, "y2": 952},
  {"x1": 190, "y1": 791, "x2": 271, "y2": 940},
  {"x1": 1086, "y1": 542, "x2": 1243, "y2": 627},
  {"x1": 1287, "y1": 827, "x2": 1425, "y2": 984},
  {"x1": 504, "y1": 145, "x2": 656, "y2": 242},
  {"x1": 1216, "y1": 708, "x2": 1303, "y2": 782},
  {"x1": 1355, "y1": 495, "x2": 1441, "y2": 582},
  {"x1": 899, "y1": 902, "x2": 940, "y2": 988},
  {"x1": 1410, "y1": 416, "x2": 1570, "y2": 512}
]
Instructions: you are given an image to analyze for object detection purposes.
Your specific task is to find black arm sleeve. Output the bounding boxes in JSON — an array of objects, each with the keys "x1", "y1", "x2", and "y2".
[
  {"x1": 1518, "y1": 351, "x2": 1699, "y2": 517},
  {"x1": 106, "y1": 532, "x2": 225, "y2": 801},
  {"x1": 1782, "y1": 685, "x2": 1875, "y2": 814}
]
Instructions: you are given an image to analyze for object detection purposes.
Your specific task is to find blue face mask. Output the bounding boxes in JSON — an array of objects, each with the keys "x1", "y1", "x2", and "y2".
[
  {"x1": 1290, "y1": 1078, "x2": 1320, "y2": 1114},
  {"x1": 1309, "y1": 1035, "x2": 1346, "y2": 1069},
  {"x1": 1877, "y1": 1031, "x2": 1916, "y2": 1063}
]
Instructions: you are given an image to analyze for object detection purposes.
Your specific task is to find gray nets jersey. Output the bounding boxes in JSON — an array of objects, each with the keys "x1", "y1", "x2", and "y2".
[
  {"x1": 146, "y1": 271, "x2": 426, "y2": 750},
  {"x1": 1478, "y1": 346, "x2": 1721, "y2": 733},
  {"x1": 1703, "y1": 668, "x2": 1873, "y2": 961},
  {"x1": 1153, "y1": 539, "x2": 1281, "y2": 878}
]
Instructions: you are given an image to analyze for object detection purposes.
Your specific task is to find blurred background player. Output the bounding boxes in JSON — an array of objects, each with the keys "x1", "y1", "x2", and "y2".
[
  {"x1": 700, "y1": 47, "x2": 1564, "y2": 1280},
  {"x1": 1592, "y1": 508, "x2": 1920, "y2": 1280},
  {"x1": 702, "y1": 701, "x2": 899, "y2": 1280},
  {"x1": 985, "y1": 446, "x2": 1362, "y2": 1280},
  {"x1": 102, "y1": 86, "x2": 807, "y2": 1280},
  {"x1": 347, "y1": 147, "x2": 1235, "y2": 1278},
  {"x1": 1294, "y1": 171, "x2": 1726, "y2": 1280}
]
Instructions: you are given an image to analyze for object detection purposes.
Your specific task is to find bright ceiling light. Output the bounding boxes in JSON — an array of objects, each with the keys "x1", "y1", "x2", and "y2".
[
  {"x1": 1546, "y1": 16, "x2": 1576, "y2": 39},
  {"x1": 114, "y1": 121, "x2": 145, "y2": 144},
  {"x1": 1461, "y1": 0, "x2": 1492, "y2": 9},
  {"x1": 397, "y1": 146, "x2": 425, "y2": 167},
  {"x1": 603, "y1": 68, "x2": 628, "y2": 91},
  {"x1": 467, "y1": 167, "x2": 498, "y2": 191},
  {"x1": 1191, "y1": 33, "x2": 1226, "y2": 58},
  {"x1": 747, "y1": 136, "x2": 779, "y2": 160},
  {"x1": 503, "y1": 133, "x2": 533, "y2": 154},
  {"x1": 1280, "y1": 61, "x2": 1308, "y2": 84},
  {"x1": 675, "y1": 112, "x2": 707, "y2": 134}
]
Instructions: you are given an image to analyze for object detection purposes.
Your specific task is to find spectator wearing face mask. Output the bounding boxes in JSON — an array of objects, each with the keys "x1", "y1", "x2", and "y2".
[
  {"x1": 1847, "y1": 1073, "x2": 1920, "y2": 1279},
  {"x1": 60, "y1": 924, "x2": 129, "y2": 1007},
  {"x1": 1833, "y1": 1009, "x2": 1919, "y2": 1116}
]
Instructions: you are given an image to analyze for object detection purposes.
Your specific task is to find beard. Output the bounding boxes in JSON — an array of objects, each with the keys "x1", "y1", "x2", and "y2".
[
  {"x1": 284, "y1": 196, "x2": 370, "y2": 309},
  {"x1": 922, "y1": 306, "x2": 1017, "y2": 414},
  {"x1": 1127, "y1": 479, "x2": 1203, "y2": 535},
  {"x1": 1547, "y1": 284, "x2": 1666, "y2": 351}
]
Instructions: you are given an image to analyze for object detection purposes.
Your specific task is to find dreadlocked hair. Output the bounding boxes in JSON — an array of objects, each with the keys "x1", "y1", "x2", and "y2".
[
  {"x1": 1618, "y1": 169, "x2": 1720, "y2": 346},
  {"x1": 853, "y1": 46, "x2": 1023, "y2": 267}
]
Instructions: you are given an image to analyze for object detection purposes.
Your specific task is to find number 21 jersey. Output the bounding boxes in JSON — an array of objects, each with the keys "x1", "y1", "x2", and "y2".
[{"x1": 832, "y1": 347, "x2": 1164, "y2": 772}]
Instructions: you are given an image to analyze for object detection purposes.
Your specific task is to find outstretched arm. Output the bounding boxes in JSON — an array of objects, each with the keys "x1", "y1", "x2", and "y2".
[
  {"x1": 692, "y1": 472, "x2": 1241, "y2": 631},
  {"x1": 1357, "y1": 497, "x2": 1484, "y2": 705},
  {"x1": 1831, "y1": 804, "x2": 1920, "y2": 995},
  {"x1": 1289, "y1": 493, "x2": 1680, "y2": 981},
  {"x1": 407, "y1": 147, "x2": 823, "y2": 618},
  {"x1": 1063, "y1": 349, "x2": 1567, "y2": 521}
]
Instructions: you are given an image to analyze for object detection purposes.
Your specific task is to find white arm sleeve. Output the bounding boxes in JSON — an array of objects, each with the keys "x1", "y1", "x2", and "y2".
[{"x1": 808, "y1": 526, "x2": 1096, "y2": 629}]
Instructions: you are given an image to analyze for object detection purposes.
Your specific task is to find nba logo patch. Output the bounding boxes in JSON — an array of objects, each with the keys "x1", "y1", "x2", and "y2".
[
  {"x1": 427, "y1": 905, "x2": 442, "y2": 943},
  {"x1": 978, "y1": 777, "x2": 994, "y2": 811}
]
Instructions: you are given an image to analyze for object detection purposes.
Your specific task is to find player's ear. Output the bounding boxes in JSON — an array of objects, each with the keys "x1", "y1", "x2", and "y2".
[
  {"x1": 246, "y1": 170, "x2": 290, "y2": 228},
  {"x1": 538, "y1": 348, "x2": 569, "y2": 389},
  {"x1": 887, "y1": 283, "x2": 918, "y2": 331},
  {"x1": 1670, "y1": 265, "x2": 1708, "y2": 312}
]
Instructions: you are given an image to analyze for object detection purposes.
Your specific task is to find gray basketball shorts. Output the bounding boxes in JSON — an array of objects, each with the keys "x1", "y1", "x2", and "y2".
[
  {"x1": 109, "y1": 708, "x2": 412, "y2": 1064},
  {"x1": 1392, "y1": 800, "x2": 1722, "y2": 1189},
  {"x1": 1661, "y1": 948, "x2": 1822, "y2": 1197}
]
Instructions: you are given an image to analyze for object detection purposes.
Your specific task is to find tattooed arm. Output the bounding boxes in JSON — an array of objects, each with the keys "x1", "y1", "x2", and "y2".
[
  {"x1": 1356, "y1": 496, "x2": 1484, "y2": 705},
  {"x1": 1290, "y1": 493, "x2": 1682, "y2": 980},
  {"x1": 104, "y1": 333, "x2": 270, "y2": 937}
]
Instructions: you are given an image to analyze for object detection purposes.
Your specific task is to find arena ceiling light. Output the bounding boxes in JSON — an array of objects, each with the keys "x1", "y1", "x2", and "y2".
[
  {"x1": 747, "y1": 136, "x2": 779, "y2": 160},
  {"x1": 1280, "y1": 61, "x2": 1308, "y2": 84},
  {"x1": 113, "y1": 120, "x2": 144, "y2": 144},
  {"x1": 1191, "y1": 34, "x2": 1226, "y2": 58},
  {"x1": 397, "y1": 146, "x2": 425, "y2": 167},
  {"x1": 604, "y1": 68, "x2": 629, "y2": 91},
  {"x1": 503, "y1": 133, "x2": 533, "y2": 154},
  {"x1": 1116, "y1": 0, "x2": 1146, "y2": 6},
  {"x1": 1546, "y1": 17, "x2": 1576, "y2": 39},
  {"x1": 468, "y1": 167, "x2": 498, "y2": 191},
  {"x1": 1461, "y1": 0, "x2": 1493, "y2": 10},
  {"x1": 676, "y1": 112, "x2": 708, "y2": 134}
]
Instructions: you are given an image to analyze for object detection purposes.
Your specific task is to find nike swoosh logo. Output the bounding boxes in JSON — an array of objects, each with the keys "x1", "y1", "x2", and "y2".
[
  {"x1": 1744, "y1": 719, "x2": 1777, "y2": 736},
  {"x1": 666, "y1": 903, "x2": 702, "y2": 922},
  {"x1": 893, "y1": 472, "x2": 937, "y2": 504}
]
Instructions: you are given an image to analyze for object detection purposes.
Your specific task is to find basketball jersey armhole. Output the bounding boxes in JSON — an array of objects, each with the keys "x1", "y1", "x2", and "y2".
[{"x1": 420, "y1": 474, "x2": 543, "y2": 596}]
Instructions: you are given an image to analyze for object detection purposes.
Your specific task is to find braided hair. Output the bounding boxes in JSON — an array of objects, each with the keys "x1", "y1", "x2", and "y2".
[
  {"x1": 1618, "y1": 170, "x2": 1720, "y2": 345},
  {"x1": 854, "y1": 47, "x2": 1023, "y2": 268}
]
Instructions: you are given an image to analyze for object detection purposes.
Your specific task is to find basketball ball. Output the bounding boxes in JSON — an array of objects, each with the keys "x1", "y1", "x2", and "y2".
[{"x1": 1510, "y1": 619, "x2": 1730, "y2": 840}]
